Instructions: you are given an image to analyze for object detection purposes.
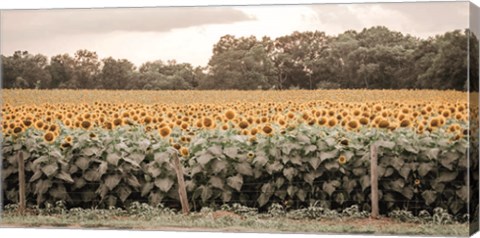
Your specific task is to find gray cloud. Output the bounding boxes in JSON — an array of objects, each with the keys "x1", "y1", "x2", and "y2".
[
  {"x1": 1, "y1": 7, "x2": 255, "y2": 38},
  {"x1": 379, "y1": 2, "x2": 468, "y2": 34},
  {"x1": 310, "y1": 2, "x2": 468, "y2": 38}
]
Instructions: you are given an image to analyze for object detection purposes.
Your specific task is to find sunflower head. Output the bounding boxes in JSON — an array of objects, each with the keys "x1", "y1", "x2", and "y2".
[
  {"x1": 338, "y1": 155, "x2": 347, "y2": 165},
  {"x1": 238, "y1": 121, "x2": 249, "y2": 129},
  {"x1": 43, "y1": 132, "x2": 56, "y2": 143},
  {"x1": 429, "y1": 118, "x2": 440, "y2": 128},
  {"x1": 414, "y1": 179, "x2": 421, "y2": 186},
  {"x1": 225, "y1": 110, "x2": 236, "y2": 120},
  {"x1": 61, "y1": 142, "x2": 72, "y2": 148},
  {"x1": 180, "y1": 147, "x2": 189, "y2": 157},
  {"x1": 35, "y1": 120, "x2": 45, "y2": 130},
  {"x1": 113, "y1": 118, "x2": 123, "y2": 127},
  {"x1": 262, "y1": 125, "x2": 273, "y2": 134},
  {"x1": 359, "y1": 117, "x2": 369, "y2": 125},
  {"x1": 327, "y1": 118, "x2": 337, "y2": 127},
  {"x1": 378, "y1": 119, "x2": 390, "y2": 129},
  {"x1": 22, "y1": 120, "x2": 32, "y2": 128},
  {"x1": 400, "y1": 119, "x2": 411, "y2": 128},
  {"x1": 318, "y1": 117, "x2": 327, "y2": 126},
  {"x1": 159, "y1": 127, "x2": 171, "y2": 138},
  {"x1": 203, "y1": 117, "x2": 213, "y2": 128},
  {"x1": 81, "y1": 120, "x2": 92, "y2": 130},
  {"x1": 173, "y1": 143, "x2": 181, "y2": 150},
  {"x1": 65, "y1": 136, "x2": 73, "y2": 143},
  {"x1": 347, "y1": 120, "x2": 359, "y2": 130}
]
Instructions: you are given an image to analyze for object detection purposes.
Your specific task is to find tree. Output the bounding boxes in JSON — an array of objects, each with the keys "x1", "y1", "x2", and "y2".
[
  {"x1": 137, "y1": 60, "x2": 197, "y2": 90},
  {"x1": 72, "y1": 49, "x2": 101, "y2": 89},
  {"x1": 99, "y1": 57, "x2": 135, "y2": 89},
  {"x1": 1, "y1": 51, "x2": 51, "y2": 89},
  {"x1": 416, "y1": 30, "x2": 468, "y2": 90},
  {"x1": 48, "y1": 53, "x2": 75, "y2": 89},
  {"x1": 469, "y1": 31, "x2": 479, "y2": 92},
  {"x1": 206, "y1": 35, "x2": 275, "y2": 90}
]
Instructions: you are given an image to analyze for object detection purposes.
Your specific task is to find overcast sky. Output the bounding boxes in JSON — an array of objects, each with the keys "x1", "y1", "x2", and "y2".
[{"x1": 0, "y1": 2, "x2": 469, "y2": 67}]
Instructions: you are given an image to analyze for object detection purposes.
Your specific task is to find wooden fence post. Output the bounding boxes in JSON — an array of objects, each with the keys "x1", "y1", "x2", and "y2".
[
  {"x1": 370, "y1": 144, "x2": 379, "y2": 219},
  {"x1": 18, "y1": 151, "x2": 26, "y2": 215},
  {"x1": 172, "y1": 151, "x2": 190, "y2": 215}
]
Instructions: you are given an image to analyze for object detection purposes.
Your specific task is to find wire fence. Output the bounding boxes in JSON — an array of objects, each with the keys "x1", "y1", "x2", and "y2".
[{"x1": 0, "y1": 146, "x2": 474, "y2": 218}]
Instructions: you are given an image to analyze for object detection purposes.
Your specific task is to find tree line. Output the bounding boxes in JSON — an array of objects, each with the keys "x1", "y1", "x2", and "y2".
[{"x1": 1, "y1": 26, "x2": 478, "y2": 91}]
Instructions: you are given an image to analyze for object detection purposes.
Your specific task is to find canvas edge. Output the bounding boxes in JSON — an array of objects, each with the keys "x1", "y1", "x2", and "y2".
[{"x1": 469, "y1": 0, "x2": 480, "y2": 236}]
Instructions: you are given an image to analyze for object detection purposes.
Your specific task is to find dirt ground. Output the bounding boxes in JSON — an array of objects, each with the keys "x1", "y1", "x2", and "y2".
[{"x1": 0, "y1": 212, "x2": 469, "y2": 236}]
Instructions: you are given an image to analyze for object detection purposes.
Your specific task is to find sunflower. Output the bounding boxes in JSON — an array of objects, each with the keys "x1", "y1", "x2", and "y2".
[
  {"x1": 143, "y1": 116, "x2": 153, "y2": 124},
  {"x1": 327, "y1": 118, "x2": 337, "y2": 127},
  {"x1": 64, "y1": 119, "x2": 72, "y2": 127},
  {"x1": 203, "y1": 117, "x2": 213, "y2": 128},
  {"x1": 180, "y1": 147, "x2": 189, "y2": 157},
  {"x1": 318, "y1": 117, "x2": 327, "y2": 126},
  {"x1": 247, "y1": 151, "x2": 255, "y2": 160},
  {"x1": 338, "y1": 155, "x2": 347, "y2": 165},
  {"x1": 61, "y1": 142, "x2": 71, "y2": 148},
  {"x1": 170, "y1": 143, "x2": 181, "y2": 150},
  {"x1": 353, "y1": 109, "x2": 361, "y2": 116},
  {"x1": 159, "y1": 127, "x2": 171, "y2": 138},
  {"x1": 49, "y1": 124, "x2": 58, "y2": 132},
  {"x1": 347, "y1": 120, "x2": 359, "y2": 130},
  {"x1": 43, "y1": 131, "x2": 56, "y2": 143},
  {"x1": 262, "y1": 125, "x2": 273, "y2": 134},
  {"x1": 81, "y1": 120, "x2": 92, "y2": 130},
  {"x1": 453, "y1": 133, "x2": 463, "y2": 141},
  {"x1": 359, "y1": 117, "x2": 369, "y2": 125},
  {"x1": 64, "y1": 136, "x2": 73, "y2": 143},
  {"x1": 13, "y1": 126, "x2": 23, "y2": 135},
  {"x1": 225, "y1": 110, "x2": 236, "y2": 120},
  {"x1": 287, "y1": 112, "x2": 295, "y2": 119},
  {"x1": 448, "y1": 124, "x2": 460, "y2": 133},
  {"x1": 238, "y1": 121, "x2": 249, "y2": 129},
  {"x1": 429, "y1": 118, "x2": 440, "y2": 128},
  {"x1": 399, "y1": 119, "x2": 411, "y2": 128},
  {"x1": 378, "y1": 119, "x2": 390, "y2": 128},
  {"x1": 102, "y1": 121, "x2": 113, "y2": 130},
  {"x1": 35, "y1": 120, "x2": 45, "y2": 130},
  {"x1": 112, "y1": 118, "x2": 123, "y2": 127},
  {"x1": 22, "y1": 119, "x2": 32, "y2": 127},
  {"x1": 414, "y1": 179, "x2": 421, "y2": 186}
]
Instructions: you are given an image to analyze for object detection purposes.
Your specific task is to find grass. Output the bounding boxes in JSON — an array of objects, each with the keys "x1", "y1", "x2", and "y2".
[{"x1": 0, "y1": 211, "x2": 469, "y2": 236}]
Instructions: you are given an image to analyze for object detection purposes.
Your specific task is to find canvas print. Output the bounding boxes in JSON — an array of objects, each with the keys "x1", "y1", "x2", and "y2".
[{"x1": 0, "y1": 1, "x2": 479, "y2": 236}]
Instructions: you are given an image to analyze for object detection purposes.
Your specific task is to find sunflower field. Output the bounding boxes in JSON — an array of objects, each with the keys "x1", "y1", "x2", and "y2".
[{"x1": 1, "y1": 89, "x2": 478, "y2": 217}]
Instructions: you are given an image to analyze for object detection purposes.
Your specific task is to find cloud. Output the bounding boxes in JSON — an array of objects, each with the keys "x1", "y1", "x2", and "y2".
[
  {"x1": 309, "y1": 2, "x2": 468, "y2": 38},
  {"x1": 0, "y1": 3, "x2": 472, "y2": 68},
  {"x1": 1, "y1": 7, "x2": 255, "y2": 38}
]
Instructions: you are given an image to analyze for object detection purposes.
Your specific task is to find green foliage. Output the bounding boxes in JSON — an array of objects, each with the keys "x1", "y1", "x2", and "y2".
[
  {"x1": 1, "y1": 27, "x2": 477, "y2": 91},
  {"x1": 220, "y1": 203, "x2": 258, "y2": 216},
  {"x1": 2, "y1": 122, "x2": 474, "y2": 217},
  {"x1": 388, "y1": 207, "x2": 457, "y2": 225}
]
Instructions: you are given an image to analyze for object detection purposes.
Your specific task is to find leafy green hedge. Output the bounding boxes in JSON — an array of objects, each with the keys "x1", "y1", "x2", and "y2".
[{"x1": 1, "y1": 123, "x2": 475, "y2": 215}]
